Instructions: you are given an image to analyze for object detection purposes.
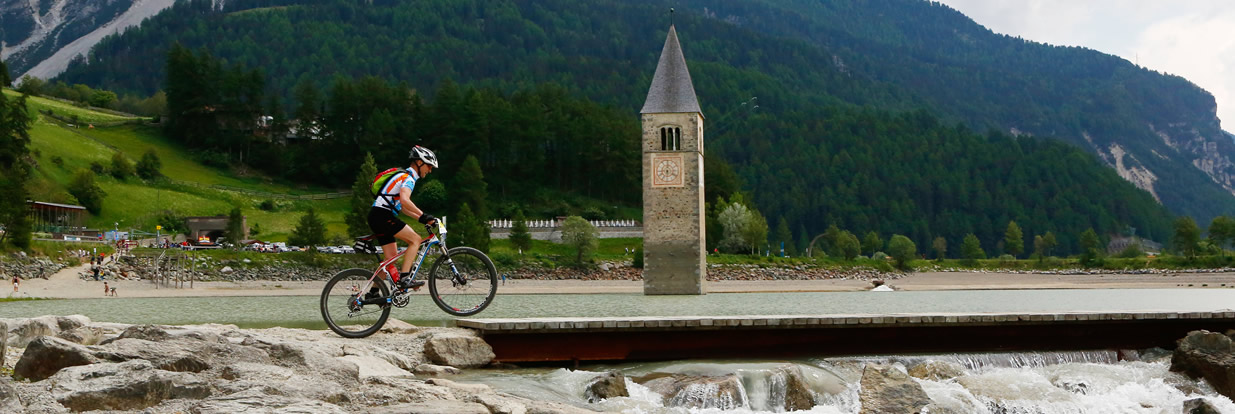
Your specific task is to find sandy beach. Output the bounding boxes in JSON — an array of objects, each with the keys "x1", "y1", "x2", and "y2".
[{"x1": 10, "y1": 263, "x2": 1235, "y2": 299}]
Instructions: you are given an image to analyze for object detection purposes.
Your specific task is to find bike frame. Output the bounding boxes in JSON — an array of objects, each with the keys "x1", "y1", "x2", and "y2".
[{"x1": 355, "y1": 223, "x2": 450, "y2": 304}]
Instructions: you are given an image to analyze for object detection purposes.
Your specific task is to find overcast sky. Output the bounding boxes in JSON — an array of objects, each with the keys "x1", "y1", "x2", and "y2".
[{"x1": 935, "y1": 0, "x2": 1235, "y2": 132}]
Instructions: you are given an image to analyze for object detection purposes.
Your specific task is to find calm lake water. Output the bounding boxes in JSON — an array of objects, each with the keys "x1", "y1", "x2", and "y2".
[{"x1": 2, "y1": 289, "x2": 1233, "y2": 329}]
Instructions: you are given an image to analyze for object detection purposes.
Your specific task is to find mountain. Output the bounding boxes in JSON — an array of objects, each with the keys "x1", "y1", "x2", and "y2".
[
  {"x1": 44, "y1": 0, "x2": 1235, "y2": 225},
  {"x1": 0, "y1": 0, "x2": 175, "y2": 81}
]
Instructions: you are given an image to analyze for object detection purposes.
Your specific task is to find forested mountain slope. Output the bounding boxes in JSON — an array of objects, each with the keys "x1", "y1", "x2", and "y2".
[
  {"x1": 51, "y1": 0, "x2": 1235, "y2": 224},
  {"x1": 33, "y1": 0, "x2": 1211, "y2": 252}
]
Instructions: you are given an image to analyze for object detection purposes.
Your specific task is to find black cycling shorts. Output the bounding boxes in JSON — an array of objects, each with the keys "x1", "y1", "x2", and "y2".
[{"x1": 367, "y1": 207, "x2": 407, "y2": 246}]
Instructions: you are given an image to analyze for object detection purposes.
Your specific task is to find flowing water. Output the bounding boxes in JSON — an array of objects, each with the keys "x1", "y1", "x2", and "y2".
[{"x1": 457, "y1": 352, "x2": 1235, "y2": 413}]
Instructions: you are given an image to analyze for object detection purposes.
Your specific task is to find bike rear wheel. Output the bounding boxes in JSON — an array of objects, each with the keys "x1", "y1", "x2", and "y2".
[
  {"x1": 427, "y1": 247, "x2": 498, "y2": 316},
  {"x1": 320, "y1": 268, "x2": 391, "y2": 338}
]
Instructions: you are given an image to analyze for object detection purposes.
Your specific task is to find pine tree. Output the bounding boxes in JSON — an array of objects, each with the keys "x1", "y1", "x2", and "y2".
[
  {"x1": 224, "y1": 206, "x2": 245, "y2": 248},
  {"x1": 455, "y1": 155, "x2": 488, "y2": 219},
  {"x1": 774, "y1": 217, "x2": 793, "y2": 256},
  {"x1": 509, "y1": 210, "x2": 532, "y2": 252},
  {"x1": 0, "y1": 59, "x2": 34, "y2": 249},
  {"x1": 1079, "y1": 228, "x2": 1102, "y2": 265},
  {"x1": 453, "y1": 202, "x2": 490, "y2": 253},
  {"x1": 136, "y1": 149, "x2": 162, "y2": 180},
  {"x1": 961, "y1": 233, "x2": 985, "y2": 262},
  {"x1": 1004, "y1": 220, "x2": 1023, "y2": 258},
  {"x1": 345, "y1": 153, "x2": 378, "y2": 237},
  {"x1": 290, "y1": 208, "x2": 327, "y2": 250}
]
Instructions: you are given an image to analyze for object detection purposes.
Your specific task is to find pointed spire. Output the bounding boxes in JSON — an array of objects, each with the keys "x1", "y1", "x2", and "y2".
[{"x1": 641, "y1": 25, "x2": 702, "y2": 115}]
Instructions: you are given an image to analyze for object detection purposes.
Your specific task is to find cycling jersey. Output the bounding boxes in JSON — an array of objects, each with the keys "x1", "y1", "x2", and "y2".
[{"x1": 372, "y1": 169, "x2": 419, "y2": 215}]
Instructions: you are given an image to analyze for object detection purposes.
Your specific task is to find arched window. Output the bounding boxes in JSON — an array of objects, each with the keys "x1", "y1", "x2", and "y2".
[
  {"x1": 660, "y1": 128, "x2": 668, "y2": 150},
  {"x1": 674, "y1": 127, "x2": 681, "y2": 150},
  {"x1": 659, "y1": 126, "x2": 683, "y2": 150}
]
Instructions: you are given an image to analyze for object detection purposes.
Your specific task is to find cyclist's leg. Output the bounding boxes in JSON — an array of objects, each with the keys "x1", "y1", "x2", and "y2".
[{"x1": 393, "y1": 225, "x2": 423, "y2": 274}]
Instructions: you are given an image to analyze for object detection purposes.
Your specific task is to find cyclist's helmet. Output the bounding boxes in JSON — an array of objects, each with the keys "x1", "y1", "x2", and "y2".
[{"x1": 410, "y1": 145, "x2": 439, "y2": 168}]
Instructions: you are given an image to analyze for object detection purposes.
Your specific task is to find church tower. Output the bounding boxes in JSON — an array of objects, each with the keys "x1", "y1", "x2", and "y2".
[{"x1": 641, "y1": 24, "x2": 705, "y2": 295}]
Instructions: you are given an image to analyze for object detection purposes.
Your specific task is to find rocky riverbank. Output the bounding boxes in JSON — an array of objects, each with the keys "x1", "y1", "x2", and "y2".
[
  {"x1": 0, "y1": 253, "x2": 69, "y2": 281},
  {"x1": 0, "y1": 315, "x2": 590, "y2": 413}
]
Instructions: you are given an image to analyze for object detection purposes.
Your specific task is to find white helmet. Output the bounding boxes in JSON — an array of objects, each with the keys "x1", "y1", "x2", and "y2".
[{"x1": 410, "y1": 145, "x2": 439, "y2": 168}]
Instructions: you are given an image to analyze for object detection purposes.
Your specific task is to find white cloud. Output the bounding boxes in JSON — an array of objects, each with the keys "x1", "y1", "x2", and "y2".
[{"x1": 935, "y1": 0, "x2": 1235, "y2": 131}]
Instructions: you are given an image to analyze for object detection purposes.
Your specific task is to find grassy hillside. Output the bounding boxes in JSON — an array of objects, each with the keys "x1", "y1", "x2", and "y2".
[{"x1": 10, "y1": 89, "x2": 349, "y2": 242}]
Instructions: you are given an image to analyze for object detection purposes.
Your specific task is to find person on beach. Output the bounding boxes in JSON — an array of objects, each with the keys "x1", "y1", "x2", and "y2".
[
  {"x1": 367, "y1": 145, "x2": 439, "y2": 292},
  {"x1": 104, "y1": 281, "x2": 109, "y2": 296},
  {"x1": 12, "y1": 276, "x2": 18, "y2": 293}
]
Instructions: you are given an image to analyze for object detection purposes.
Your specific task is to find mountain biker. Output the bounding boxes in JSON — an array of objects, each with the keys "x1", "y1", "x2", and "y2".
[{"x1": 368, "y1": 145, "x2": 439, "y2": 291}]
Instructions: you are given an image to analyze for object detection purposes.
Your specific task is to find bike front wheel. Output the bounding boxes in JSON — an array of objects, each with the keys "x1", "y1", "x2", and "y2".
[
  {"x1": 320, "y1": 268, "x2": 391, "y2": 338},
  {"x1": 427, "y1": 247, "x2": 498, "y2": 317}
]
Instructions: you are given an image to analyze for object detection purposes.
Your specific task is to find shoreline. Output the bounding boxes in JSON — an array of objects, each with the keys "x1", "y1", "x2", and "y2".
[{"x1": 11, "y1": 265, "x2": 1235, "y2": 299}]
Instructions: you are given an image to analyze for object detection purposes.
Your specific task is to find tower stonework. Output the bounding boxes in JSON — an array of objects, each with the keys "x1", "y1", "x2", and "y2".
[{"x1": 641, "y1": 25, "x2": 705, "y2": 295}]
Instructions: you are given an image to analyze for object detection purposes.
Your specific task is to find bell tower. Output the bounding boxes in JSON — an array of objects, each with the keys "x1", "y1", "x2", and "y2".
[{"x1": 641, "y1": 24, "x2": 705, "y2": 295}]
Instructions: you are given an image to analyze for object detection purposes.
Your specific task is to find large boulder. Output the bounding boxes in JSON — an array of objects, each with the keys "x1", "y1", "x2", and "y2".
[
  {"x1": 13, "y1": 336, "x2": 97, "y2": 381},
  {"x1": 49, "y1": 359, "x2": 211, "y2": 411},
  {"x1": 640, "y1": 373, "x2": 748, "y2": 410},
  {"x1": 859, "y1": 364, "x2": 931, "y2": 414},
  {"x1": 423, "y1": 332, "x2": 495, "y2": 368},
  {"x1": 95, "y1": 338, "x2": 212, "y2": 373},
  {"x1": 264, "y1": 342, "x2": 361, "y2": 384},
  {"x1": 585, "y1": 371, "x2": 629, "y2": 403},
  {"x1": 1171, "y1": 330, "x2": 1235, "y2": 399}
]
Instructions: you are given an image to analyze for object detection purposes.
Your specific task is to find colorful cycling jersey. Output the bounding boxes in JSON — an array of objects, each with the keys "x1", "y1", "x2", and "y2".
[{"x1": 372, "y1": 169, "x2": 419, "y2": 214}]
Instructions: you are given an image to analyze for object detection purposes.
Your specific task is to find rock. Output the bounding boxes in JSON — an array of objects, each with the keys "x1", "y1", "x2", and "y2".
[
  {"x1": 1184, "y1": 397, "x2": 1223, "y2": 414},
  {"x1": 190, "y1": 388, "x2": 347, "y2": 414},
  {"x1": 370, "y1": 401, "x2": 491, "y2": 414},
  {"x1": 599, "y1": 263, "x2": 612, "y2": 271},
  {"x1": 339, "y1": 355, "x2": 415, "y2": 380},
  {"x1": 423, "y1": 332, "x2": 495, "y2": 368},
  {"x1": 4, "y1": 317, "x2": 56, "y2": 347},
  {"x1": 0, "y1": 377, "x2": 20, "y2": 413},
  {"x1": 242, "y1": 259, "x2": 251, "y2": 264},
  {"x1": 49, "y1": 359, "x2": 211, "y2": 411},
  {"x1": 1171, "y1": 330, "x2": 1235, "y2": 399},
  {"x1": 380, "y1": 318, "x2": 420, "y2": 334},
  {"x1": 771, "y1": 365, "x2": 815, "y2": 411},
  {"x1": 908, "y1": 360, "x2": 966, "y2": 381},
  {"x1": 93, "y1": 338, "x2": 214, "y2": 373},
  {"x1": 14, "y1": 336, "x2": 97, "y2": 381},
  {"x1": 58, "y1": 326, "x2": 105, "y2": 345},
  {"x1": 221, "y1": 266, "x2": 233, "y2": 273},
  {"x1": 426, "y1": 377, "x2": 494, "y2": 395},
  {"x1": 585, "y1": 371, "x2": 629, "y2": 403},
  {"x1": 640, "y1": 373, "x2": 748, "y2": 410},
  {"x1": 859, "y1": 364, "x2": 932, "y2": 414},
  {"x1": 113, "y1": 324, "x2": 172, "y2": 342},
  {"x1": 265, "y1": 342, "x2": 360, "y2": 384},
  {"x1": 415, "y1": 363, "x2": 463, "y2": 376}
]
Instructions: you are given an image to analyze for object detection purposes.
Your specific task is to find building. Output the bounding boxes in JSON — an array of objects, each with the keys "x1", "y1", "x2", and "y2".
[
  {"x1": 184, "y1": 215, "x2": 247, "y2": 245},
  {"x1": 27, "y1": 201, "x2": 87, "y2": 234},
  {"x1": 640, "y1": 24, "x2": 706, "y2": 295}
]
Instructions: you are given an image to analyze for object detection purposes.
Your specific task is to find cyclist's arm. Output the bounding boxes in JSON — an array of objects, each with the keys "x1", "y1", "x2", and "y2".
[{"x1": 396, "y1": 187, "x2": 426, "y2": 221}]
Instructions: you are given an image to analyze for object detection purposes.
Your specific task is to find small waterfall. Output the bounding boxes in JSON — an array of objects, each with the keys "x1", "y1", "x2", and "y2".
[{"x1": 454, "y1": 353, "x2": 1235, "y2": 414}]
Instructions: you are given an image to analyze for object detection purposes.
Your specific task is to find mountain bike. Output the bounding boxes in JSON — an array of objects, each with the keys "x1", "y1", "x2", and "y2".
[{"x1": 319, "y1": 219, "x2": 498, "y2": 338}]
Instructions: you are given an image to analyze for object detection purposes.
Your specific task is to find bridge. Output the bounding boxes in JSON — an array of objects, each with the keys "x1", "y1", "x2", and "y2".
[{"x1": 458, "y1": 311, "x2": 1235, "y2": 363}]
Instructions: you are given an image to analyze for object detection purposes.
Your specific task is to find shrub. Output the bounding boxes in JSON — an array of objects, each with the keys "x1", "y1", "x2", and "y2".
[
  {"x1": 67, "y1": 169, "x2": 106, "y2": 214},
  {"x1": 50, "y1": 156, "x2": 64, "y2": 168},
  {"x1": 633, "y1": 245, "x2": 644, "y2": 268},
  {"x1": 89, "y1": 161, "x2": 105, "y2": 174},
  {"x1": 561, "y1": 216, "x2": 599, "y2": 266},
  {"x1": 259, "y1": 200, "x2": 276, "y2": 211},
  {"x1": 109, "y1": 152, "x2": 134, "y2": 180},
  {"x1": 887, "y1": 235, "x2": 917, "y2": 270},
  {"x1": 136, "y1": 149, "x2": 162, "y2": 180}
]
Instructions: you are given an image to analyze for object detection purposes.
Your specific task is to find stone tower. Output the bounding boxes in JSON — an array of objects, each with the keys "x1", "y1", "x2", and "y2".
[{"x1": 641, "y1": 25, "x2": 705, "y2": 295}]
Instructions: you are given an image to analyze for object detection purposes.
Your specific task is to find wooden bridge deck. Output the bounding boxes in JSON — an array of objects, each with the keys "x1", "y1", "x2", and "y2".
[{"x1": 458, "y1": 311, "x2": 1235, "y2": 363}]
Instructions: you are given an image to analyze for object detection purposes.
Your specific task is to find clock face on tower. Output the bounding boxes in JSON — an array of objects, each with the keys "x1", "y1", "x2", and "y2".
[{"x1": 651, "y1": 153, "x2": 684, "y2": 188}]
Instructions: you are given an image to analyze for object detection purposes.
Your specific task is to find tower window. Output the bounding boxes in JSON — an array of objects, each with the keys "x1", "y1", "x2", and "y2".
[{"x1": 659, "y1": 126, "x2": 683, "y2": 150}]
